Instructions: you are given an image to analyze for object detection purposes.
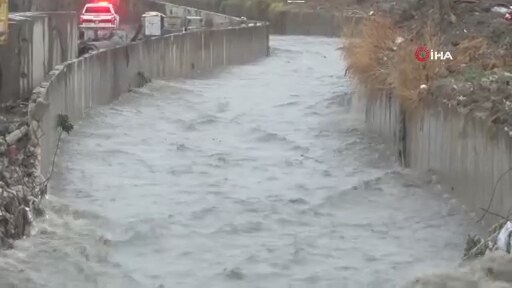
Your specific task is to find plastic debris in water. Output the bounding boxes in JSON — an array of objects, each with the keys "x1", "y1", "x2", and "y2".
[
  {"x1": 223, "y1": 267, "x2": 245, "y2": 280},
  {"x1": 496, "y1": 221, "x2": 512, "y2": 253}
]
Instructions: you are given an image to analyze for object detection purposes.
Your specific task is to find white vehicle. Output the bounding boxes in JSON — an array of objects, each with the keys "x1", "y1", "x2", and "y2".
[{"x1": 79, "y1": 2, "x2": 119, "y2": 30}]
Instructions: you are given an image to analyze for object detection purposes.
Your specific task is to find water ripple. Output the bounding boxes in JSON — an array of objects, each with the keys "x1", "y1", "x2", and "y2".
[{"x1": 0, "y1": 36, "x2": 481, "y2": 288}]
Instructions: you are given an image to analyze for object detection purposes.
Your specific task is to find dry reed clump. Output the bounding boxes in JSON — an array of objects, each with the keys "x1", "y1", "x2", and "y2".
[
  {"x1": 343, "y1": 18, "x2": 447, "y2": 108},
  {"x1": 342, "y1": 16, "x2": 512, "y2": 109},
  {"x1": 449, "y1": 37, "x2": 488, "y2": 71},
  {"x1": 389, "y1": 23, "x2": 445, "y2": 108},
  {"x1": 450, "y1": 37, "x2": 512, "y2": 73},
  {"x1": 342, "y1": 17, "x2": 398, "y2": 91}
]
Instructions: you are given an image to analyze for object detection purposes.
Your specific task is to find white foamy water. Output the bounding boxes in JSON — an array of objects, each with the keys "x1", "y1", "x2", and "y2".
[{"x1": 0, "y1": 36, "x2": 480, "y2": 288}]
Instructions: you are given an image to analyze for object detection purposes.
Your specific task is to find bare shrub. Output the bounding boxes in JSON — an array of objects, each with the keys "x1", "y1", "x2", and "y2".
[
  {"x1": 448, "y1": 37, "x2": 488, "y2": 72},
  {"x1": 390, "y1": 22, "x2": 444, "y2": 108},
  {"x1": 342, "y1": 17, "x2": 398, "y2": 91}
]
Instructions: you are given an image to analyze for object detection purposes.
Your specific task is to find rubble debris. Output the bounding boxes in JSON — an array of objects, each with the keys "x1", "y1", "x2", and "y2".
[
  {"x1": 464, "y1": 220, "x2": 512, "y2": 261},
  {"x1": 404, "y1": 251, "x2": 512, "y2": 288},
  {"x1": 6, "y1": 126, "x2": 28, "y2": 145},
  {"x1": 0, "y1": 92, "x2": 65, "y2": 249},
  {"x1": 28, "y1": 98, "x2": 49, "y2": 122},
  {"x1": 405, "y1": 220, "x2": 512, "y2": 287}
]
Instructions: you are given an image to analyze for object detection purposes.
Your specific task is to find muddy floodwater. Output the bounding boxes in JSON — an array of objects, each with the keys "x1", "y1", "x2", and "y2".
[{"x1": 0, "y1": 36, "x2": 480, "y2": 288}]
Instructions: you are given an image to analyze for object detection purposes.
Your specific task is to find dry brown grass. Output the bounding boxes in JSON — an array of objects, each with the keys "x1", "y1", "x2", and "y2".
[
  {"x1": 342, "y1": 17, "x2": 398, "y2": 91},
  {"x1": 452, "y1": 37, "x2": 512, "y2": 72},
  {"x1": 455, "y1": 37, "x2": 488, "y2": 63},
  {"x1": 447, "y1": 37, "x2": 512, "y2": 76},
  {"x1": 389, "y1": 23, "x2": 444, "y2": 108},
  {"x1": 448, "y1": 37, "x2": 488, "y2": 71},
  {"x1": 341, "y1": 12, "x2": 512, "y2": 108},
  {"x1": 343, "y1": 18, "x2": 446, "y2": 108}
]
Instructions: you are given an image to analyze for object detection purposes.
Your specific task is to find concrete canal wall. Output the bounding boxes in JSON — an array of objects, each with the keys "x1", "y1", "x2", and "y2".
[
  {"x1": 267, "y1": 9, "x2": 341, "y2": 36},
  {"x1": 124, "y1": 0, "x2": 244, "y2": 27},
  {"x1": 31, "y1": 24, "x2": 269, "y2": 176},
  {"x1": 363, "y1": 89, "x2": 512, "y2": 226}
]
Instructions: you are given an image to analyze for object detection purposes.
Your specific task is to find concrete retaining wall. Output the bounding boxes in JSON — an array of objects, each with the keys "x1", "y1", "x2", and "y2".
[
  {"x1": 30, "y1": 0, "x2": 86, "y2": 14},
  {"x1": 32, "y1": 24, "x2": 269, "y2": 176},
  {"x1": 125, "y1": 0, "x2": 242, "y2": 27},
  {"x1": 269, "y1": 9, "x2": 340, "y2": 36},
  {"x1": 159, "y1": 0, "x2": 341, "y2": 36},
  {"x1": 364, "y1": 90, "x2": 512, "y2": 226},
  {"x1": 30, "y1": 0, "x2": 241, "y2": 27},
  {"x1": 161, "y1": 0, "x2": 218, "y2": 12},
  {"x1": 0, "y1": 12, "x2": 77, "y2": 103}
]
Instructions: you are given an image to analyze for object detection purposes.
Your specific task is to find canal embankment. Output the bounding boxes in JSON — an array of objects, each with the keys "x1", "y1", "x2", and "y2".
[
  {"x1": 341, "y1": 1, "x2": 512, "y2": 286},
  {"x1": 0, "y1": 0, "x2": 269, "y2": 248}
]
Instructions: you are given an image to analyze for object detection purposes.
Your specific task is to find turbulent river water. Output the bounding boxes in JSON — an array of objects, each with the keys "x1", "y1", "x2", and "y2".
[{"x1": 0, "y1": 36, "x2": 481, "y2": 288}]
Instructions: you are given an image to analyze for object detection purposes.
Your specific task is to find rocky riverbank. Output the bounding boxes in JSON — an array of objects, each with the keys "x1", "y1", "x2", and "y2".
[{"x1": 0, "y1": 100, "x2": 45, "y2": 249}]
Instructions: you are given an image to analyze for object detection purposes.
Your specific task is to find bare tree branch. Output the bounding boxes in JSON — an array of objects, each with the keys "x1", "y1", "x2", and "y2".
[{"x1": 477, "y1": 166, "x2": 512, "y2": 223}]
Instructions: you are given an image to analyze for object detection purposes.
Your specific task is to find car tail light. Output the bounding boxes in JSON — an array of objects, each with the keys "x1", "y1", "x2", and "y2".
[
  {"x1": 80, "y1": 15, "x2": 84, "y2": 23},
  {"x1": 111, "y1": 16, "x2": 116, "y2": 24}
]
